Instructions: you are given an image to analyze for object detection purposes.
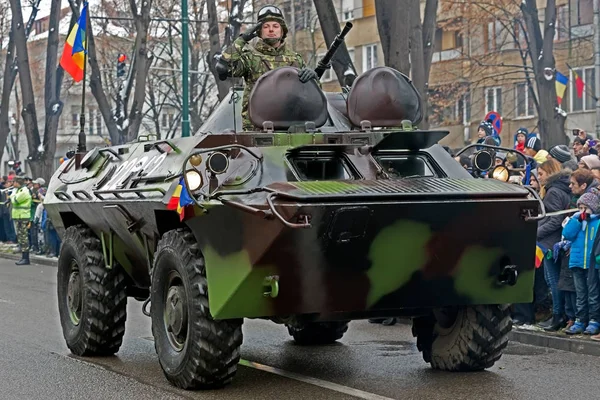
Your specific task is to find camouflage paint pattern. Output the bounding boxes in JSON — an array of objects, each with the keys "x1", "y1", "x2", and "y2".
[
  {"x1": 220, "y1": 37, "x2": 305, "y2": 130},
  {"x1": 44, "y1": 70, "x2": 540, "y2": 323}
]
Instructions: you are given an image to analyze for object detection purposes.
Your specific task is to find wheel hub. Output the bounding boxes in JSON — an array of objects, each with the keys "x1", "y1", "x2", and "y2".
[
  {"x1": 164, "y1": 284, "x2": 187, "y2": 351},
  {"x1": 66, "y1": 267, "x2": 82, "y2": 325}
]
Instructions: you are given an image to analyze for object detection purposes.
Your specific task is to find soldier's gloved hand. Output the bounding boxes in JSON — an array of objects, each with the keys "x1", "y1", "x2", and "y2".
[
  {"x1": 298, "y1": 68, "x2": 318, "y2": 83},
  {"x1": 215, "y1": 58, "x2": 229, "y2": 81},
  {"x1": 240, "y1": 22, "x2": 262, "y2": 42}
]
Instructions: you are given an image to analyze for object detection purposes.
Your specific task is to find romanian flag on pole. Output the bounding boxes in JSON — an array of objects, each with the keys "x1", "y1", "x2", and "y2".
[
  {"x1": 555, "y1": 71, "x2": 568, "y2": 105},
  {"x1": 535, "y1": 243, "x2": 547, "y2": 269},
  {"x1": 573, "y1": 69, "x2": 585, "y2": 98},
  {"x1": 60, "y1": 2, "x2": 88, "y2": 82},
  {"x1": 166, "y1": 177, "x2": 198, "y2": 222}
]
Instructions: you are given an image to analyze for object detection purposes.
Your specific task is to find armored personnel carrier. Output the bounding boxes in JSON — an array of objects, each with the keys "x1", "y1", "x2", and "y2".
[{"x1": 46, "y1": 65, "x2": 543, "y2": 390}]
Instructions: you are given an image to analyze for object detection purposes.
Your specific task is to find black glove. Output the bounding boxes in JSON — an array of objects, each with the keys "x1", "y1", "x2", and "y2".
[
  {"x1": 215, "y1": 58, "x2": 229, "y2": 81},
  {"x1": 240, "y1": 22, "x2": 262, "y2": 42},
  {"x1": 298, "y1": 68, "x2": 318, "y2": 83}
]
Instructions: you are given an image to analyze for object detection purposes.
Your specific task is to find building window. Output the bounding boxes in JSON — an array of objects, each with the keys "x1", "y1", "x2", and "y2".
[
  {"x1": 485, "y1": 87, "x2": 502, "y2": 114},
  {"x1": 484, "y1": 20, "x2": 502, "y2": 52},
  {"x1": 555, "y1": 5, "x2": 569, "y2": 41},
  {"x1": 162, "y1": 114, "x2": 168, "y2": 128},
  {"x1": 434, "y1": 28, "x2": 462, "y2": 52},
  {"x1": 515, "y1": 83, "x2": 535, "y2": 117},
  {"x1": 571, "y1": 66, "x2": 595, "y2": 112},
  {"x1": 456, "y1": 91, "x2": 471, "y2": 125},
  {"x1": 574, "y1": 0, "x2": 593, "y2": 26},
  {"x1": 363, "y1": 44, "x2": 378, "y2": 71},
  {"x1": 342, "y1": 0, "x2": 354, "y2": 21}
]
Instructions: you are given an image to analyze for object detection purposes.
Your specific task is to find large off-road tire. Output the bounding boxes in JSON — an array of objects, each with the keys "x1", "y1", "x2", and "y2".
[
  {"x1": 287, "y1": 321, "x2": 350, "y2": 345},
  {"x1": 57, "y1": 225, "x2": 128, "y2": 356},
  {"x1": 151, "y1": 228, "x2": 243, "y2": 390},
  {"x1": 413, "y1": 305, "x2": 512, "y2": 371}
]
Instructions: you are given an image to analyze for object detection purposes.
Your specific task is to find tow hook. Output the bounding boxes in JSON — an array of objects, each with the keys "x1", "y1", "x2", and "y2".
[
  {"x1": 263, "y1": 275, "x2": 280, "y2": 298},
  {"x1": 498, "y1": 265, "x2": 518, "y2": 286}
]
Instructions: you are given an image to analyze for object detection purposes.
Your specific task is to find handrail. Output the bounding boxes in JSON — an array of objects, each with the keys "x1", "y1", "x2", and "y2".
[{"x1": 93, "y1": 187, "x2": 166, "y2": 200}]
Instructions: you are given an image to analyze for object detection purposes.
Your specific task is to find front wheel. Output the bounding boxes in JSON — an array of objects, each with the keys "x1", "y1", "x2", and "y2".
[
  {"x1": 413, "y1": 305, "x2": 512, "y2": 371},
  {"x1": 57, "y1": 225, "x2": 128, "y2": 356},
  {"x1": 151, "y1": 228, "x2": 243, "y2": 390}
]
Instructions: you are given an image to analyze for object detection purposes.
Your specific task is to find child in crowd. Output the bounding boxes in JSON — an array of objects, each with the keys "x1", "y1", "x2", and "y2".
[{"x1": 562, "y1": 189, "x2": 600, "y2": 335}]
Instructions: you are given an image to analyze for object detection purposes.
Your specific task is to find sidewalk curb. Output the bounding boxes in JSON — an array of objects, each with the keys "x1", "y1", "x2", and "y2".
[
  {"x1": 509, "y1": 329, "x2": 600, "y2": 357},
  {"x1": 1, "y1": 251, "x2": 599, "y2": 357},
  {"x1": 0, "y1": 251, "x2": 58, "y2": 267}
]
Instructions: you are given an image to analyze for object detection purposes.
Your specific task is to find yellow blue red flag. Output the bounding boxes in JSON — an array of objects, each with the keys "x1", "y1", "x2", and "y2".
[
  {"x1": 166, "y1": 177, "x2": 197, "y2": 221},
  {"x1": 60, "y1": 2, "x2": 88, "y2": 82},
  {"x1": 535, "y1": 243, "x2": 547, "y2": 268},
  {"x1": 555, "y1": 71, "x2": 568, "y2": 105}
]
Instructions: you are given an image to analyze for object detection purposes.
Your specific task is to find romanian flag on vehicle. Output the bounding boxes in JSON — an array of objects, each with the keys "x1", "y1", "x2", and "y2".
[
  {"x1": 535, "y1": 243, "x2": 547, "y2": 268},
  {"x1": 166, "y1": 177, "x2": 198, "y2": 222},
  {"x1": 60, "y1": 2, "x2": 88, "y2": 82}
]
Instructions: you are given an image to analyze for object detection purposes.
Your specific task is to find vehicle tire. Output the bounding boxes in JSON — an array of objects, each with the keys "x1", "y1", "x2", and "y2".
[
  {"x1": 151, "y1": 228, "x2": 243, "y2": 390},
  {"x1": 287, "y1": 321, "x2": 350, "y2": 345},
  {"x1": 57, "y1": 225, "x2": 128, "y2": 356},
  {"x1": 414, "y1": 305, "x2": 512, "y2": 371}
]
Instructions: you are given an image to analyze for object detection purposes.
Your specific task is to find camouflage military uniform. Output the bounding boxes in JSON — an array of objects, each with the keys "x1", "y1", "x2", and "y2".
[
  {"x1": 10, "y1": 185, "x2": 32, "y2": 255},
  {"x1": 220, "y1": 37, "x2": 305, "y2": 130}
]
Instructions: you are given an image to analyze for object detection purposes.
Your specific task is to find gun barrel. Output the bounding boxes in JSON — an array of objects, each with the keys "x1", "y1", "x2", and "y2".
[{"x1": 315, "y1": 22, "x2": 353, "y2": 78}]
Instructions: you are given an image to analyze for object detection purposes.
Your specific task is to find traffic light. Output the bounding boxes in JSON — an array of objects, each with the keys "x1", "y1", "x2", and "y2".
[{"x1": 117, "y1": 53, "x2": 127, "y2": 77}]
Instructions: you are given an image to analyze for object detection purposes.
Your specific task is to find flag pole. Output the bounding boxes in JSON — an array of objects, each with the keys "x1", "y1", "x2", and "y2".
[{"x1": 77, "y1": 2, "x2": 89, "y2": 155}]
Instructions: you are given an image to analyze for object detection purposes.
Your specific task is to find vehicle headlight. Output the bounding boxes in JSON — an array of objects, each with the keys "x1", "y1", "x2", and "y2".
[{"x1": 185, "y1": 169, "x2": 203, "y2": 191}]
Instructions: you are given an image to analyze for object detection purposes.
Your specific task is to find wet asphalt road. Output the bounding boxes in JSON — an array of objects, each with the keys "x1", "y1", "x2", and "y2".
[{"x1": 1, "y1": 258, "x2": 599, "y2": 400}]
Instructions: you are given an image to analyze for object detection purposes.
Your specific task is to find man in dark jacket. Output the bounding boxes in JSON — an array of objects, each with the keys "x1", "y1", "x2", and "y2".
[{"x1": 537, "y1": 165, "x2": 572, "y2": 330}]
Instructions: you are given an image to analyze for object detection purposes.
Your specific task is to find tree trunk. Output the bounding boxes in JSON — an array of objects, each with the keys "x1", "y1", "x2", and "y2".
[
  {"x1": 88, "y1": 28, "x2": 120, "y2": 145},
  {"x1": 312, "y1": 0, "x2": 357, "y2": 87},
  {"x1": 0, "y1": 0, "x2": 44, "y2": 164},
  {"x1": 37, "y1": 0, "x2": 64, "y2": 182},
  {"x1": 521, "y1": 0, "x2": 566, "y2": 147},
  {"x1": 8, "y1": 0, "x2": 42, "y2": 164},
  {"x1": 207, "y1": 0, "x2": 233, "y2": 100},
  {"x1": 0, "y1": 23, "x2": 16, "y2": 164},
  {"x1": 375, "y1": 0, "x2": 409, "y2": 75},
  {"x1": 126, "y1": 0, "x2": 153, "y2": 142},
  {"x1": 408, "y1": 0, "x2": 426, "y2": 127},
  {"x1": 420, "y1": 0, "x2": 438, "y2": 129}
]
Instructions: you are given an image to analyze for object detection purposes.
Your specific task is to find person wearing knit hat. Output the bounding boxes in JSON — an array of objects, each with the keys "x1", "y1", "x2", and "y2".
[
  {"x1": 579, "y1": 154, "x2": 600, "y2": 170},
  {"x1": 548, "y1": 144, "x2": 578, "y2": 171},
  {"x1": 563, "y1": 188, "x2": 600, "y2": 335},
  {"x1": 514, "y1": 127, "x2": 528, "y2": 153},
  {"x1": 476, "y1": 120, "x2": 500, "y2": 147},
  {"x1": 525, "y1": 136, "x2": 549, "y2": 164}
]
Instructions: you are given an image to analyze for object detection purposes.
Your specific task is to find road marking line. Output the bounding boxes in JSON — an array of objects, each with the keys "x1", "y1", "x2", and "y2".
[{"x1": 239, "y1": 359, "x2": 396, "y2": 400}]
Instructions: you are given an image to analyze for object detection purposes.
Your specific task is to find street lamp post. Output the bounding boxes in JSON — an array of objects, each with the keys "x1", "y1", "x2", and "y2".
[{"x1": 181, "y1": 0, "x2": 190, "y2": 137}]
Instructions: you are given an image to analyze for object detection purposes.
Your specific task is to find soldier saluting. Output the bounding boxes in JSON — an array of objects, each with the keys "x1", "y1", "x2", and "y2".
[{"x1": 214, "y1": 4, "x2": 318, "y2": 130}]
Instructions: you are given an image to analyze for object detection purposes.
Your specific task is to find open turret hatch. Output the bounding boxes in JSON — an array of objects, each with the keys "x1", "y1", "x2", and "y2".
[{"x1": 247, "y1": 67, "x2": 329, "y2": 132}]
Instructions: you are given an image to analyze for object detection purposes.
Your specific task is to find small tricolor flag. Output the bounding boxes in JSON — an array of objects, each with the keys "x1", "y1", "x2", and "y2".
[
  {"x1": 60, "y1": 2, "x2": 88, "y2": 82},
  {"x1": 535, "y1": 243, "x2": 547, "y2": 268},
  {"x1": 555, "y1": 71, "x2": 568, "y2": 105},
  {"x1": 166, "y1": 177, "x2": 198, "y2": 222}
]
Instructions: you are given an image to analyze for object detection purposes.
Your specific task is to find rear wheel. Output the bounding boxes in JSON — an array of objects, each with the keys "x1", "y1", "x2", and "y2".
[
  {"x1": 413, "y1": 305, "x2": 512, "y2": 371},
  {"x1": 57, "y1": 225, "x2": 128, "y2": 356},
  {"x1": 151, "y1": 228, "x2": 243, "y2": 389},
  {"x1": 287, "y1": 321, "x2": 350, "y2": 345}
]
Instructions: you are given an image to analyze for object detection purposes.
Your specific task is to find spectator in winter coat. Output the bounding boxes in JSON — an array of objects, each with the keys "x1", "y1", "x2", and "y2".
[
  {"x1": 562, "y1": 189, "x2": 600, "y2": 335},
  {"x1": 579, "y1": 154, "x2": 600, "y2": 170},
  {"x1": 514, "y1": 127, "x2": 528, "y2": 153},
  {"x1": 569, "y1": 169, "x2": 598, "y2": 208},
  {"x1": 548, "y1": 144, "x2": 578, "y2": 171},
  {"x1": 537, "y1": 159, "x2": 572, "y2": 331},
  {"x1": 476, "y1": 120, "x2": 501, "y2": 148},
  {"x1": 524, "y1": 136, "x2": 549, "y2": 164}
]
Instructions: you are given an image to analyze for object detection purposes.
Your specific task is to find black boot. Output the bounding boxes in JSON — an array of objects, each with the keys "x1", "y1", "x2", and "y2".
[
  {"x1": 543, "y1": 314, "x2": 567, "y2": 332},
  {"x1": 16, "y1": 252, "x2": 30, "y2": 266}
]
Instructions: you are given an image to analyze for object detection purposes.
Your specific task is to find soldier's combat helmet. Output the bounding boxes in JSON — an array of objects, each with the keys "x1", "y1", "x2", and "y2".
[{"x1": 257, "y1": 5, "x2": 288, "y2": 40}]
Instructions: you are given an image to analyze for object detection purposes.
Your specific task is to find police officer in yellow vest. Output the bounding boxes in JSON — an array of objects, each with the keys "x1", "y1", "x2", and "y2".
[{"x1": 10, "y1": 176, "x2": 32, "y2": 265}]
